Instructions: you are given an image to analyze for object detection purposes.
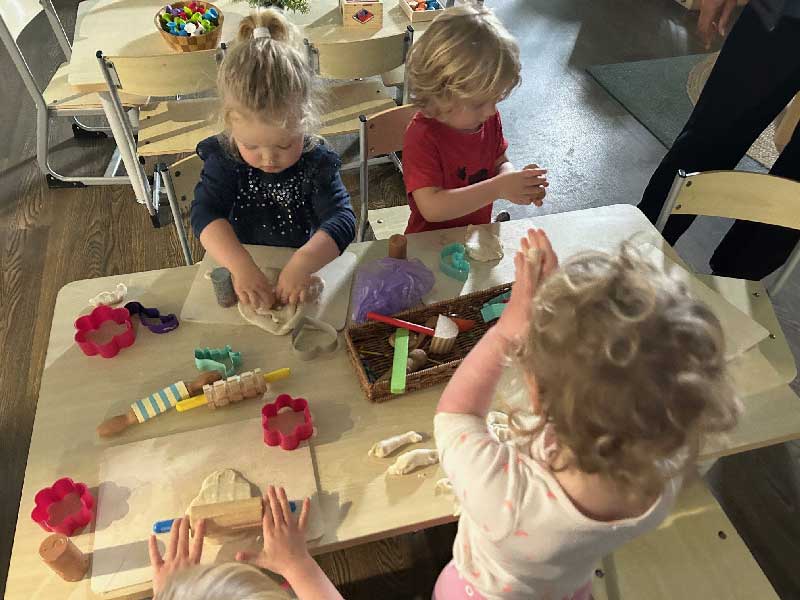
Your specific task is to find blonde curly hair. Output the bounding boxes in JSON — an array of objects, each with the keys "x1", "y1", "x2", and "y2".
[
  {"x1": 217, "y1": 9, "x2": 323, "y2": 134},
  {"x1": 406, "y1": 3, "x2": 520, "y2": 114},
  {"x1": 514, "y1": 243, "x2": 741, "y2": 499}
]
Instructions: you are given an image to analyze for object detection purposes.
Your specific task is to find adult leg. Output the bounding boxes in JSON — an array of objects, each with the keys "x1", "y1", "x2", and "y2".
[
  {"x1": 638, "y1": 6, "x2": 800, "y2": 244},
  {"x1": 711, "y1": 119, "x2": 800, "y2": 279}
]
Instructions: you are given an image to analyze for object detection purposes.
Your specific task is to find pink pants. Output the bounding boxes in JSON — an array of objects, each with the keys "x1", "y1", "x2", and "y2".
[{"x1": 433, "y1": 561, "x2": 592, "y2": 600}]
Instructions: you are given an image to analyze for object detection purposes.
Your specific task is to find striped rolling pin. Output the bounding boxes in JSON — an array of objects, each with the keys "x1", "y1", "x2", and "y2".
[{"x1": 96, "y1": 371, "x2": 222, "y2": 438}]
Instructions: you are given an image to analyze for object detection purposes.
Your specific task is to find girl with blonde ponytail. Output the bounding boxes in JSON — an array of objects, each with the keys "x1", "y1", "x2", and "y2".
[{"x1": 191, "y1": 9, "x2": 355, "y2": 311}]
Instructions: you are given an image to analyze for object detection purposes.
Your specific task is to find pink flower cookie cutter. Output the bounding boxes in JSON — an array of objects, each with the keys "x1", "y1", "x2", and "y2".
[
  {"x1": 261, "y1": 394, "x2": 313, "y2": 451},
  {"x1": 74, "y1": 305, "x2": 136, "y2": 358},
  {"x1": 31, "y1": 477, "x2": 95, "y2": 536}
]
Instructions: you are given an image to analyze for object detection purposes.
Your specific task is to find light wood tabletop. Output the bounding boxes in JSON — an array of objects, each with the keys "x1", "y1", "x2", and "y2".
[
  {"x1": 68, "y1": 0, "x2": 430, "y2": 92},
  {"x1": 6, "y1": 205, "x2": 800, "y2": 599}
]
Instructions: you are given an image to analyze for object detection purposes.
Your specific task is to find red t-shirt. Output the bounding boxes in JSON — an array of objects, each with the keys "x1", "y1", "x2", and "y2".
[{"x1": 402, "y1": 111, "x2": 509, "y2": 234}]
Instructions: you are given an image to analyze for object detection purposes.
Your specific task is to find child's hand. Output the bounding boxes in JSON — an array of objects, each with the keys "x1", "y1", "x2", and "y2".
[
  {"x1": 495, "y1": 229, "x2": 558, "y2": 343},
  {"x1": 235, "y1": 486, "x2": 312, "y2": 577},
  {"x1": 277, "y1": 263, "x2": 314, "y2": 306},
  {"x1": 495, "y1": 166, "x2": 548, "y2": 207},
  {"x1": 149, "y1": 517, "x2": 205, "y2": 596},
  {"x1": 233, "y1": 262, "x2": 276, "y2": 310}
]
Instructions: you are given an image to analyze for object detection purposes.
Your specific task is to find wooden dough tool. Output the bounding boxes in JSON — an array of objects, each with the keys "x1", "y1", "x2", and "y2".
[
  {"x1": 175, "y1": 367, "x2": 291, "y2": 412},
  {"x1": 188, "y1": 497, "x2": 264, "y2": 539},
  {"x1": 96, "y1": 371, "x2": 222, "y2": 437}
]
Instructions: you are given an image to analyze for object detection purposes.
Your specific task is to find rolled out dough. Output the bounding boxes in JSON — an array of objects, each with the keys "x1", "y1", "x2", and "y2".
[
  {"x1": 465, "y1": 225, "x2": 504, "y2": 262},
  {"x1": 186, "y1": 469, "x2": 259, "y2": 544}
]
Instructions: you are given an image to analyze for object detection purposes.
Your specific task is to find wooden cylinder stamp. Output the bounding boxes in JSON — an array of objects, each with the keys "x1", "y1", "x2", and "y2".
[
  {"x1": 388, "y1": 234, "x2": 407, "y2": 260},
  {"x1": 210, "y1": 267, "x2": 237, "y2": 308},
  {"x1": 39, "y1": 533, "x2": 89, "y2": 582}
]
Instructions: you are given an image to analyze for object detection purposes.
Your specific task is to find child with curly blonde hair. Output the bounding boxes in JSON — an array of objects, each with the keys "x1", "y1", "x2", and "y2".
[
  {"x1": 434, "y1": 230, "x2": 741, "y2": 599},
  {"x1": 402, "y1": 4, "x2": 548, "y2": 233},
  {"x1": 191, "y1": 10, "x2": 355, "y2": 309}
]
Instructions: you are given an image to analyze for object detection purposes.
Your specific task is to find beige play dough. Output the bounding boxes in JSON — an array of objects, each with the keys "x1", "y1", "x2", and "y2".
[
  {"x1": 386, "y1": 448, "x2": 439, "y2": 475},
  {"x1": 368, "y1": 431, "x2": 423, "y2": 458},
  {"x1": 465, "y1": 225, "x2": 504, "y2": 261},
  {"x1": 186, "y1": 469, "x2": 259, "y2": 544},
  {"x1": 486, "y1": 411, "x2": 512, "y2": 443},
  {"x1": 238, "y1": 268, "x2": 326, "y2": 336}
]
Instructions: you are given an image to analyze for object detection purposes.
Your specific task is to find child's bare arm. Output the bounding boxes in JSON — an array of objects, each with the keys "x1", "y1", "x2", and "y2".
[
  {"x1": 277, "y1": 231, "x2": 340, "y2": 305},
  {"x1": 413, "y1": 167, "x2": 547, "y2": 222},
  {"x1": 199, "y1": 220, "x2": 275, "y2": 308},
  {"x1": 236, "y1": 486, "x2": 344, "y2": 600},
  {"x1": 437, "y1": 230, "x2": 557, "y2": 417}
]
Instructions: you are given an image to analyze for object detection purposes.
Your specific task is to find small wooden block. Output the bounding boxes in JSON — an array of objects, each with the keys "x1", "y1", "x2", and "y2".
[{"x1": 39, "y1": 534, "x2": 89, "y2": 582}]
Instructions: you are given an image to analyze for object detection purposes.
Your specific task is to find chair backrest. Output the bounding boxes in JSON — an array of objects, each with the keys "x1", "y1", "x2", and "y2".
[
  {"x1": 309, "y1": 28, "x2": 412, "y2": 79},
  {"x1": 98, "y1": 47, "x2": 223, "y2": 98},
  {"x1": 657, "y1": 170, "x2": 800, "y2": 232},
  {"x1": 169, "y1": 153, "x2": 204, "y2": 206},
  {"x1": 362, "y1": 104, "x2": 417, "y2": 160}
]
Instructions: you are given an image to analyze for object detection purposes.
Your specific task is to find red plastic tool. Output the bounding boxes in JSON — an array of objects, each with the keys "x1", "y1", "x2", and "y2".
[
  {"x1": 261, "y1": 394, "x2": 313, "y2": 451},
  {"x1": 366, "y1": 312, "x2": 435, "y2": 336},
  {"x1": 31, "y1": 478, "x2": 94, "y2": 536},
  {"x1": 74, "y1": 305, "x2": 136, "y2": 358}
]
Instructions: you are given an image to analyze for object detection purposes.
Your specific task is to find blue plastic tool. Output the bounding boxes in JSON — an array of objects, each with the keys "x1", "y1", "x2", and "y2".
[
  {"x1": 440, "y1": 243, "x2": 470, "y2": 282},
  {"x1": 153, "y1": 518, "x2": 176, "y2": 534}
]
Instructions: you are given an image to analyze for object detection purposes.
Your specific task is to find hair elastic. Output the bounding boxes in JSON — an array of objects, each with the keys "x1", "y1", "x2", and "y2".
[{"x1": 253, "y1": 27, "x2": 271, "y2": 40}]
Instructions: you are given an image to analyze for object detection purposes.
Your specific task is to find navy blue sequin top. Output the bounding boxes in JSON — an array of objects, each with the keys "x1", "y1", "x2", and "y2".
[{"x1": 190, "y1": 136, "x2": 356, "y2": 253}]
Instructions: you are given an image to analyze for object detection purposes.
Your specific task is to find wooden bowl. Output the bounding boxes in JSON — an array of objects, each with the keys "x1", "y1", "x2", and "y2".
[{"x1": 155, "y1": 1, "x2": 224, "y2": 53}]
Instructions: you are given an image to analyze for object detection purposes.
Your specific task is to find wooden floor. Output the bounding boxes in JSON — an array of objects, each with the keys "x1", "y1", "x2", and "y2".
[{"x1": 1, "y1": 0, "x2": 799, "y2": 598}]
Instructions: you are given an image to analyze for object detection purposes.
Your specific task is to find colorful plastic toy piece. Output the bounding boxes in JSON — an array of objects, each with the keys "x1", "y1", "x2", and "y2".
[
  {"x1": 206, "y1": 7, "x2": 218, "y2": 19},
  {"x1": 261, "y1": 394, "x2": 313, "y2": 450},
  {"x1": 124, "y1": 301, "x2": 179, "y2": 334},
  {"x1": 31, "y1": 478, "x2": 95, "y2": 536},
  {"x1": 480, "y1": 291, "x2": 511, "y2": 322},
  {"x1": 440, "y1": 243, "x2": 470, "y2": 282},
  {"x1": 194, "y1": 345, "x2": 242, "y2": 377},
  {"x1": 390, "y1": 328, "x2": 409, "y2": 394},
  {"x1": 74, "y1": 305, "x2": 136, "y2": 358}
]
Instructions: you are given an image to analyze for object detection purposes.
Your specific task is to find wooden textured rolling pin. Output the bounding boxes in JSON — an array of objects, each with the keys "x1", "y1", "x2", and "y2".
[
  {"x1": 39, "y1": 534, "x2": 89, "y2": 581},
  {"x1": 188, "y1": 497, "x2": 264, "y2": 538}
]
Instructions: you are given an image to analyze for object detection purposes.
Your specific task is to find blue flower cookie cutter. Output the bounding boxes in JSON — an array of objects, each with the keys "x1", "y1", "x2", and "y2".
[
  {"x1": 194, "y1": 345, "x2": 242, "y2": 377},
  {"x1": 440, "y1": 243, "x2": 470, "y2": 282}
]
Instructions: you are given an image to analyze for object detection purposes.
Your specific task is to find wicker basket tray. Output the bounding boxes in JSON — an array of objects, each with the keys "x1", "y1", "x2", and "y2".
[
  {"x1": 345, "y1": 283, "x2": 513, "y2": 402},
  {"x1": 155, "y1": 2, "x2": 224, "y2": 53}
]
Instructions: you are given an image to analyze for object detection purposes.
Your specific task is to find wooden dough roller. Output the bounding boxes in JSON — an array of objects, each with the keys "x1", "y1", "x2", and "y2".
[
  {"x1": 188, "y1": 497, "x2": 264, "y2": 539},
  {"x1": 97, "y1": 368, "x2": 291, "y2": 437}
]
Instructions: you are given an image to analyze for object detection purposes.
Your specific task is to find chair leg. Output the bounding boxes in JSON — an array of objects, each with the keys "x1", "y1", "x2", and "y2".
[
  {"x1": 72, "y1": 118, "x2": 108, "y2": 139},
  {"x1": 159, "y1": 163, "x2": 194, "y2": 266}
]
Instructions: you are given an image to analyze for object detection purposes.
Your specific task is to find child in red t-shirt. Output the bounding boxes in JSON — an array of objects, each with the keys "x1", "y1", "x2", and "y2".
[{"x1": 402, "y1": 4, "x2": 549, "y2": 234}]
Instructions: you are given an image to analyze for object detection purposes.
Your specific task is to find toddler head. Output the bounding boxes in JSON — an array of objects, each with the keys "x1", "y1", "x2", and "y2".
[
  {"x1": 156, "y1": 562, "x2": 286, "y2": 600},
  {"x1": 406, "y1": 4, "x2": 520, "y2": 130},
  {"x1": 517, "y1": 243, "x2": 740, "y2": 498},
  {"x1": 217, "y1": 10, "x2": 322, "y2": 173}
]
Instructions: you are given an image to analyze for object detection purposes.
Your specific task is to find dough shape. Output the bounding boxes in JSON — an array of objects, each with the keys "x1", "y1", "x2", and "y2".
[
  {"x1": 369, "y1": 431, "x2": 423, "y2": 458},
  {"x1": 465, "y1": 225, "x2": 504, "y2": 262},
  {"x1": 186, "y1": 469, "x2": 259, "y2": 544},
  {"x1": 89, "y1": 283, "x2": 127, "y2": 307},
  {"x1": 386, "y1": 448, "x2": 439, "y2": 476},
  {"x1": 434, "y1": 478, "x2": 462, "y2": 516},
  {"x1": 238, "y1": 267, "x2": 324, "y2": 336}
]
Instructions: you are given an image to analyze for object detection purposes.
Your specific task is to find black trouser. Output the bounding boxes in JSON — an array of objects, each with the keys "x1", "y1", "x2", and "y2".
[{"x1": 638, "y1": 5, "x2": 800, "y2": 280}]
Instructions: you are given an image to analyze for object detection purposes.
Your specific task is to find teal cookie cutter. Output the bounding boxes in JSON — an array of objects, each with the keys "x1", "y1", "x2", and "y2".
[
  {"x1": 440, "y1": 243, "x2": 470, "y2": 282},
  {"x1": 480, "y1": 291, "x2": 511, "y2": 322},
  {"x1": 194, "y1": 345, "x2": 242, "y2": 377}
]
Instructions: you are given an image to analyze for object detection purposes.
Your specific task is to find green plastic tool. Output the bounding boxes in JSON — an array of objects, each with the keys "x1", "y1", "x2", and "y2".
[{"x1": 390, "y1": 328, "x2": 410, "y2": 395}]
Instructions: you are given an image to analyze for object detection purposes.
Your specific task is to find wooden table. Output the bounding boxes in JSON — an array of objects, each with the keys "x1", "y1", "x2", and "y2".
[
  {"x1": 6, "y1": 205, "x2": 800, "y2": 599},
  {"x1": 65, "y1": 0, "x2": 430, "y2": 217}
]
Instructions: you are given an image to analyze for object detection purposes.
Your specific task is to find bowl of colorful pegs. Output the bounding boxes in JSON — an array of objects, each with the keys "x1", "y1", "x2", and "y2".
[{"x1": 155, "y1": 1, "x2": 224, "y2": 52}]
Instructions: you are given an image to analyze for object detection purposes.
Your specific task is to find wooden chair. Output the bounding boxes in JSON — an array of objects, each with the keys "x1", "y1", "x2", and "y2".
[
  {"x1": 656, "y1": 170, "x2": 800, "y2": 295},
  {"x1": 0, "y1": 0, "x2": 134, "y2": 188},
  {"x1": 592, "y1": 478, "x2": 779, "y2": 599},
  {"x1": 306, "y1": 27, "x2": 413, "y2": 138},
  {"x1": 96, "y1": 47, "x2": 223, "y2": 229},
  {"x1": 355, "y1": 104, "x2": 417, "y2": 241},
  {"x1": 158, "y1": 154, "x2": 204, "y2": 266},
  {"x1": 774, "y1": 92, "x2": 800, "y2": 153}
]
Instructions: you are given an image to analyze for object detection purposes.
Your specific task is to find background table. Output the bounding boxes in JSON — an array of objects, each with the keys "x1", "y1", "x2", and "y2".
[{"x1": 6, "y1": 205, "x2": 800, "y2": 599}]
